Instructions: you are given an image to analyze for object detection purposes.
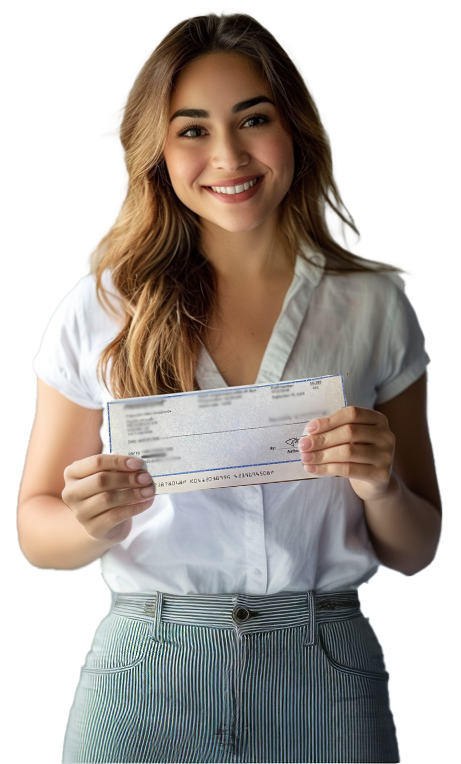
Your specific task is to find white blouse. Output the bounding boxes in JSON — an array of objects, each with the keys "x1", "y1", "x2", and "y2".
[{"x1": 33, "y1": 251, "x2": 430, "y2": 595}]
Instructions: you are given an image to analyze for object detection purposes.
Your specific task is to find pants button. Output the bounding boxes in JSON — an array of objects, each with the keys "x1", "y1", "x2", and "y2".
[{"x1": 232, "y1": 606, "x2": 251, "y2": 623}]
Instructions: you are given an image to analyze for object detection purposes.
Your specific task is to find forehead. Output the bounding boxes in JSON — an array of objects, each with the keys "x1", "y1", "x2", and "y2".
[{"x1": 170, "y1": 53, "x2": 270, "y2": 112}]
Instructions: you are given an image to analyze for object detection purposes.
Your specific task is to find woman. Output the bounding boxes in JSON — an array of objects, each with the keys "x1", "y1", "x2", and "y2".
[{"x1": 17, "y1": 13, "x2": 441, "y2": 763}]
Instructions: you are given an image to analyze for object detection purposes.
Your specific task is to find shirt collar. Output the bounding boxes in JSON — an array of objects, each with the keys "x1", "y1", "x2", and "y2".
[{"x1": 295, "y1": 244, "x2": 326, "y2": 286}]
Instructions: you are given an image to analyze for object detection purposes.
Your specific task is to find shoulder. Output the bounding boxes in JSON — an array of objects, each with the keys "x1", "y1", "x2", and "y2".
[
  {"x1": 315, "y1": 268, "x2": 428, "y2": 400},
  {"x1": 315, "y1": 268, "x2": 409, "y2": 327},
  {"x1": 323, "y1": 269, "x2": 426, "y2": 353},
  {"x1": 321, "y1": 268, "x2": 405, "y2": 297},
  {"x1": 47, "y1": 271, "x2": 122, "y2": 342},
  {"x1": 34, "y1": 271, "x2": 122, "y2": 409}
]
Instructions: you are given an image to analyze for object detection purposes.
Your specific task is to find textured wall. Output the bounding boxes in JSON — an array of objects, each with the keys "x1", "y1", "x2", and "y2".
[{"x1": 17, "y1": 6, "x2": 443, "y2": 764}]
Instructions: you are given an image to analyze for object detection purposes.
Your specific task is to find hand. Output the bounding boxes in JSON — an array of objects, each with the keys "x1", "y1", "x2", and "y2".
[
  {"x1": 298, "y1": 406, "x2": 396, "y2": 502},
  {"x1": 62, "y1": 455, "x2": 155, "y2": 543}
]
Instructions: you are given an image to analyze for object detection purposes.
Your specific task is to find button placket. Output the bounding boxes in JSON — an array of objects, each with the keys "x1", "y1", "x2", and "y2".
[{"x1": 241, "y1": 485, "x2": 267, "y2": 593}]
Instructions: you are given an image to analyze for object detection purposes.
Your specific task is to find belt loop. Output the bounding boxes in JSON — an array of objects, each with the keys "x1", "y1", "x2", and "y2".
[
  {"x1": 154, "y1": 591, "x2": 163, "y2": 641},
  {"x1": 304, "y1": 590, "x2": 316, "y2": 646}
]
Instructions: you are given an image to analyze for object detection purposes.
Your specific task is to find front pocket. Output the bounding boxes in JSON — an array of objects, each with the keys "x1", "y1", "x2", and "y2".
[
  {"x1": 318, "y1": 615, "x2": 389, "y2": 682},
  {"x1": 81, "y1": 613, "x2": 152, "y2": 674}
]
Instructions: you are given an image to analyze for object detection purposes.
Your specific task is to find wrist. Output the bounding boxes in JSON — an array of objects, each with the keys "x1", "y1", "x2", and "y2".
[
  {"x1": 363, "y1": 470, "x2": 403, "y2": 506},
  {"x1": 98, "y1": 518, "x2": 133, "y2": 546},
  {"x1": 85, "y1": 530, "x2": 121, "y2": 551}
]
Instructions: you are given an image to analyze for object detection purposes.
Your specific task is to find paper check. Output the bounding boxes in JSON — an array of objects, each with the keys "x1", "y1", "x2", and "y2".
[{"x1": 107, "y1": 374, "x2": 346, "y2": 494}]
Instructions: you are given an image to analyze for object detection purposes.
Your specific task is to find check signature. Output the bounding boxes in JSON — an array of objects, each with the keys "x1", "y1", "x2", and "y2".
[{"x1": 285, "y1": 437, "x2": 300, "y2": 447}]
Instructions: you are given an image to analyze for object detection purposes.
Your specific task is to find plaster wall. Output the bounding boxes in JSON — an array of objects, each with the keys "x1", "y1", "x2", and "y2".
[{"x1": 17, "y1": 6, "x2": 443, "y2": 764}]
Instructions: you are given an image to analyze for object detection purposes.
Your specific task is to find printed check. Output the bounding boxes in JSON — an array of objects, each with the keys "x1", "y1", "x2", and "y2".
[{"x1": 107, "y1": 375, "x2": 346, "y2": 494}]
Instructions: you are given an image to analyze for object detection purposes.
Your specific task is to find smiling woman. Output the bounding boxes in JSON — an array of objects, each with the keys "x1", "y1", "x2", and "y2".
[{"x1": 17, "y1": 11, "x2": 441, "y2": 764}]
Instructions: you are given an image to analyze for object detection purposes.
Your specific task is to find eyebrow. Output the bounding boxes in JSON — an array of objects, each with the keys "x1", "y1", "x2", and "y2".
[{"x1": 169, "y1": 95, "x2": 275, "y2": 122}]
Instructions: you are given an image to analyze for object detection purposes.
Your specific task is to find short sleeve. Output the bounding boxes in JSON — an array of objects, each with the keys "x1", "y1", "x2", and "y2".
[
  {"x1": 375, "y1": 277, "x2": 430, "y2": 404},
  {"x1": 33, "y1": 276, "x2": 106, "y2": 409}
]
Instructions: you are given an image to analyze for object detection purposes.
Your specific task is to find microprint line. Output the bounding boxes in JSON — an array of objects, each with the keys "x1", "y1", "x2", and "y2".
[{"x1": 148, "y1": 458, "x2": 304, "y2": 479}]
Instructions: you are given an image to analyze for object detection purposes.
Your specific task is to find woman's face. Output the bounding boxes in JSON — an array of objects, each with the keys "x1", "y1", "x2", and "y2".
[{"x1": 163, "y1": 52, "x2": 295, "y2": 235}]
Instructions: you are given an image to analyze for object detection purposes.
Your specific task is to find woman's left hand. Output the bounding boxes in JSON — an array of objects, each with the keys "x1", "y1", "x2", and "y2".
[{"x1": 298, "y1": 406, "x2": 396, "y2": 502}]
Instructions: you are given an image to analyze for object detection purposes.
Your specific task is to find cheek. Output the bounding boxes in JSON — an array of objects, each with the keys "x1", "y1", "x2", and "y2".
[
  {"x1": 164, "y1": 146, "x2": 204, "y2": 190},
  {"x1": 260, "y1": 132, "x2": 295, "y2": 183}
]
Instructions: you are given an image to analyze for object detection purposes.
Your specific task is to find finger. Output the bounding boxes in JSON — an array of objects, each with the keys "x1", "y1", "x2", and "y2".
[
  {"x1": 65, "y1": 454, "x2": 148, "y2": 481},
  {"x1": 67, "y1": 467, "x2": 154, "y2": 503},
  {"x1": 303, "y1": 406, "x2": 384, "y2": 437},
  {"x1": 303, "y1": 461, "x2": 391, "y2": 484},
  {"x1": 82, "y1": 483, "x2": 156, "y2": 518},
  {"x1": 85, "y1": 497, "x2": 155, "y2": 539},
  {"x1": 299, "y1": 422, "x2": 393, "y2": 453},
  {"x1": 300, "y1": 442, "x2": 385, "y2": 467}
]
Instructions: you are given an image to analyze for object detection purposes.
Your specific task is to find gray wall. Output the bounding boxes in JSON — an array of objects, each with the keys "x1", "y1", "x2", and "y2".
[{"x1": 17, "y1": 6, "x2": 443, "y2": 764}]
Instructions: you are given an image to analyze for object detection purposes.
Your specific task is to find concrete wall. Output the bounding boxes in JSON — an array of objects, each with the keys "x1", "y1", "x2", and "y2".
[{"x1": 17, "y1": 6, "x2": 443, "y2": 764}]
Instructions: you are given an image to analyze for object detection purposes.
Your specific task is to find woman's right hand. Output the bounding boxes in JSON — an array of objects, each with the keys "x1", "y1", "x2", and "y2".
[{"x1": 61, "y1": 455, "x2": 155, "y2": 544}]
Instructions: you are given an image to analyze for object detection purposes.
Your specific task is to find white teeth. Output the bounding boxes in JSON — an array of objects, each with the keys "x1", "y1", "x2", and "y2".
[{"x1": 210, "y1": 177, "x2": 259, "y2": 194}]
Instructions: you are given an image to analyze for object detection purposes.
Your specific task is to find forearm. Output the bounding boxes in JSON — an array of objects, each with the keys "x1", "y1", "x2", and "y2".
[
  {"x1": 363, "y1": 471, "x2": 442, "y2": 575},
  {"x1": 17, "y1": 495, "x2": 117, "y2": 570}
]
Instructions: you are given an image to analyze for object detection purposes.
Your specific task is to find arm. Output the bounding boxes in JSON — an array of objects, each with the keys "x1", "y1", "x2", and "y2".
[
  {"x1": 17, "y1": 379, "x2": 155, "y2": 570},
  {"x1": 363, "y1": 372, "x2": 441, "y2": 574},
  {"x1": 298, "y1": 372, "x2": 441, "y2": 575}
]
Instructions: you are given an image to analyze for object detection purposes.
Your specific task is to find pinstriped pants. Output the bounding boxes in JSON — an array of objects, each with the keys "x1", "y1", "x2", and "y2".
[{"x1": 62, "y1": 590, "x2": 399, "y2": 763}]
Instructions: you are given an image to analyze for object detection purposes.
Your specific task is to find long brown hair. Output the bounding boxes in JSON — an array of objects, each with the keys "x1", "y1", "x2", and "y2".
[{"x1": 92, "y1": 13, "x2": 399, "y2": 398}]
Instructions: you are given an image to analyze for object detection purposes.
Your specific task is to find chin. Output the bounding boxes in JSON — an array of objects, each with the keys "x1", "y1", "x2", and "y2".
[
  {"x1": 213, "y1": 218, "x2": 266, "y2": 234},
  {"x1": 201, "y1": 207, "x2": 278, "y2": 234}
]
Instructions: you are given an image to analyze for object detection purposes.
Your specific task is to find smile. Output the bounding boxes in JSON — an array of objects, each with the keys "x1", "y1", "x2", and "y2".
[
  {"x1": 203, "y1": 176, "x2": 264, "y2": 204},
  {"x1": 209, "y1": 177, "x2": 261, "y2": 195}
]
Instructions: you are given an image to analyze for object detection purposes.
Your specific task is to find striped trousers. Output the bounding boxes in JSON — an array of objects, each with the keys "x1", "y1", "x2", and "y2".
[{"x1": 62, "y1": 590, "x2": 399, "y2": 763}]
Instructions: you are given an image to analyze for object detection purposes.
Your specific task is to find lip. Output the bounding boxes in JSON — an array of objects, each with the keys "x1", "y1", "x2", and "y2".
[{"x1": 203, "y1": 175, "x2": 264, "y2": 204}]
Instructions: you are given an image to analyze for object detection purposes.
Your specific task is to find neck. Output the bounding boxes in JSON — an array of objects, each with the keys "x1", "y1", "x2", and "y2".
[{"x1": 199, "y1": 215, "x2": 293, "y2": 283}]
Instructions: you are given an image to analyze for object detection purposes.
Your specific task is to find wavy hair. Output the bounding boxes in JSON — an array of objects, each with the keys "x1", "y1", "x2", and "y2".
[{"x1": 91, "y1": 13, "x2": 399, "y2": 398}]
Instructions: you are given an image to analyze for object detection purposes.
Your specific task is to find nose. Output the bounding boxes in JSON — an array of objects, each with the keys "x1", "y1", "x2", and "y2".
[{"x1": 210, "y1": 130, "x2": 250, "y2": 172}]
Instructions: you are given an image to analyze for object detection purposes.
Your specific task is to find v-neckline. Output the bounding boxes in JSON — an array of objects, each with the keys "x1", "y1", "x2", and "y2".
[{"x1": 196, "y1": 250, "x2": 325, "y2": 390}]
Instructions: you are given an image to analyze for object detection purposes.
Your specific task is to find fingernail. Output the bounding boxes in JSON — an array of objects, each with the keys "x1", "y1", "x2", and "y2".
[
  {"x1": 136, "y1": 472, "x2": 152, "y2": 484},
  {"x1": 139, "y1": 485, "x2": 155, "y2": 497},
  {"x1": 126, "y1": 457, "x2": 147, "y2": 470},
  {"x1": 298, "y1": 437, "x2": 312, "y2": 451},
  {"x1": 304, "y1": 421, "x2": 318, "y2": 433},
  {"x1": 301, "y1": 452, "x2": 314, "y2": 463}
]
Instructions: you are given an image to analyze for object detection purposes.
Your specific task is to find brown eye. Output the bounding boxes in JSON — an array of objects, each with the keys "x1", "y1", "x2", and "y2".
[
  {"x1": 241, "y1": 114, "x2": 269, "y2": 129},
  {"x1": 177, "y1": 124, "x2": 207, "y2": 139}
]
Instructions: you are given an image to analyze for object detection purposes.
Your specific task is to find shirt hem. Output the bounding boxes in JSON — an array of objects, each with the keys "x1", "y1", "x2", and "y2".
[
  {"x1": 34, "y1": 371, "x2": 103, "y2": 410},
  {"x1": 375, "y1": 353, "x2": 430, "y2": 405}
]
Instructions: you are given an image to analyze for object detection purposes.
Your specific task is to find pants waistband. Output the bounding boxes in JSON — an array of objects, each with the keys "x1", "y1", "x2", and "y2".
[{"x1": 111, "y1": 590, "x2": 361, "y2": 641}]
